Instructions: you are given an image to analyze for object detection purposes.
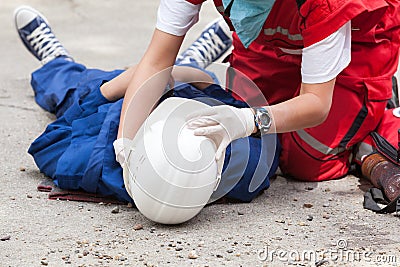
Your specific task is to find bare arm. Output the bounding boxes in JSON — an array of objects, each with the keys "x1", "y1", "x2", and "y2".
[
  {"x1": 260, "y1": 79, "x2": 335, "y2": 133},
  {"x1": 171, "y1": 65, "x2": 214, "y2": 90},
  {"x1": 105, "y1": 56, "x2": 334, "y2": 137},
  {"x1": 116, "y1": 29, "x2": 184, "y2": 139},
  {"x1": 100, "y1": 64, "x2": 214, "y2": 102},
  {"x1": 100, "y1": 65, "x2": 137, "y2": 101}
]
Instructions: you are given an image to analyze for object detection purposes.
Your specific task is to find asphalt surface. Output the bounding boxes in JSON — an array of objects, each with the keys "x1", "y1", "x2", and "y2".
[{"x1": 1, "y1": 1, "x2": 399, "y2": 266}]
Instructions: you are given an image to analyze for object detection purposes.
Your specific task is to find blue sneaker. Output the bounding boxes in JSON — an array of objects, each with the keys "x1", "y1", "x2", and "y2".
[
  {"x1": 14, "y1": 6, "x2": 72, "y2": 64},
  {"x1": 175, "y1": 18, "x2": 232, "y2": 69}
]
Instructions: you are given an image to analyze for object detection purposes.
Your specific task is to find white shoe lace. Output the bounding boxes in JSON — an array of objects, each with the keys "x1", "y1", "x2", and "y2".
[
  {"x1": 179, "y1": 28, "x2": 228, "y2": 68},
  {"x1": 26, "y1": 22, "x2": 68, "y2": 64}
]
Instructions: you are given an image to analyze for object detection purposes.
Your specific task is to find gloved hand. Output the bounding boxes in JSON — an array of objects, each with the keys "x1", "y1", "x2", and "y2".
[
  {"x1": 186, "y1": 105, "x2": 255, "y2": 177},
  {"x1": 113, "y1": 138, "x2": 135, "y2": 167}
]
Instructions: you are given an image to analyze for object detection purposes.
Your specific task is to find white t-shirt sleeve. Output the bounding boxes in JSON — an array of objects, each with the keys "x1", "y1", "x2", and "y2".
[
  {"x1": 301, "y1": 21, "x2": 351, "y2": 84},
  {"x1": 156, "y1": 0, "x2": 202, "y2": 36}
]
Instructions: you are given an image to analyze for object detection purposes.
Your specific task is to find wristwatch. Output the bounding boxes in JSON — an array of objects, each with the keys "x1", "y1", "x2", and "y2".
[{"x1": 251, "y1": 107, "x2": 272, "y2": 137}]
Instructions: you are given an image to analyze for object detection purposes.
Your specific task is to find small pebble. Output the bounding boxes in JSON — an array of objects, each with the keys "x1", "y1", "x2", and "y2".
[
  {"x1": 127, "y1": 202, "x2": 133, "y2": 208},
  {"x1": 323, "y1": 203, "x2": 330, "y2": 207},
  {"x1": 0, "y1": 235, "x2": 11, "y2": 241},
  {"x1": 111, "y1": 207, "x2": 120, "y2": 214},
  {"x1": 149, "y1": 227, "x2": 156, "y2": 233},
  {"x1": 298, "y1": 222, "x2": 307, "y2": 226},
  {"x1": 175, "y1": 246, "x2": 183, "y2": 251},
  {"x1": 315, "y1": 259, "x2": 329, "y2": 267},
  {"x1": 19, "y1": 167, "x2": 26, "y2": 172},
  {"x1": 237, "y1": 211, "x2": 244, "y2": 215},
  {"x1": 307, "y1": 215, "x2": 314, "y2": 221},
  {"x1": 27, "y1": 195, "x2": 33, "y2": 198},
  {"x1": 41, "y1": 260, "x2": 48, "y2": 266},
  {"x1": 188, "y1": 250, "x2": 198, "y2": 259},
  {"x1": 303, "y1": 203, "x2": 313, "y2": 208},
  {"x1": 227, "y1": 249, "x2": 234, "y2": 253},
  {"x1": 133, "y1": 224, "x2": 143, "y2": 231}
]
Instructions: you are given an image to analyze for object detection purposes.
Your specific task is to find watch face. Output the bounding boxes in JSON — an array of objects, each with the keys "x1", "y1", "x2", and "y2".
[
  {"x1": 260, "y1": 113, "x2": 270, "y2": 125},
  {"x1": 256, "y1": 108, "x2": 271, "y2": 134}
]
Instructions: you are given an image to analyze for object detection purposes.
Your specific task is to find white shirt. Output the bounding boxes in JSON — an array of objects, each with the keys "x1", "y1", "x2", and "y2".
[
  {"x1": 301, "y1": 21, "x2": 351, "y2": 84},
  {"x1": 156, "y1": 0, "x2": 351, "y2": 84},
  {"x1": 156, "y1": 0, "x2": 202, "y2": 36}
]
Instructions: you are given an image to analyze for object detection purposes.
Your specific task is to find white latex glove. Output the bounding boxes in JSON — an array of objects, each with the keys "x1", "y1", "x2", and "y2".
[
  {"x1": 113, "y1": 138, "x2": 135, "y2": 167},
  {"x1": 186, "y1": 105, "x2": 255, "y2": 177}
]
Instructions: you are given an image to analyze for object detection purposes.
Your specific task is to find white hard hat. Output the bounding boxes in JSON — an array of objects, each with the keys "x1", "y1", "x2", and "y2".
[{"x1": 123, "y1": 97, "x2": 219, "y2": 224}]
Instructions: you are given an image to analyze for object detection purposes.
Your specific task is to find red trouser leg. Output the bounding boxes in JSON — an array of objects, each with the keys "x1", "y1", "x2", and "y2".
[
  {"x1": 279, "y1": 132, "x2": 353, "y2": 181},
  {"x1": 279, "y1": 77, "x2": 389, "y2": 182},
  {"x1": 355, "y1": 109, "x2": 400, "y2": 164}
]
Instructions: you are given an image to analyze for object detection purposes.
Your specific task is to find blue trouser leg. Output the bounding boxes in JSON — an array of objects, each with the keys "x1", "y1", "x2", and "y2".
[
  {"x1": 31, "y1": 57, "x2": 86, "y2": 117},
  {"x1": 28, "y1": 59, "x2": 125, "y2": 197},
  {"x1": 31, "y1": 57, "x2": 122, "y2": 117},
  {"x1": 216, "y1": 134, "x2": 280, "y2": 202}
]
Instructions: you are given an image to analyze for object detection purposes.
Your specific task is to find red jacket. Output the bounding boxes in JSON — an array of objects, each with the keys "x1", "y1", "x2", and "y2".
[{"x1": 187, "y1": 0, "x2": 400, "y2": 106}]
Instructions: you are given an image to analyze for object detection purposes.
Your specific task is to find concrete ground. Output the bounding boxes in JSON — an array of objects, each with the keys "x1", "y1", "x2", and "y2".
[{"x1": 1, "y1": 1, "x2": 399, "y2": 266}]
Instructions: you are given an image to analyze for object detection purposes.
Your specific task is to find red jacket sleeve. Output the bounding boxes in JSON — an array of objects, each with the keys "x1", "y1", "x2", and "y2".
[{"x1": 299, "y1": 0, "x2": 388, "y2": 47}]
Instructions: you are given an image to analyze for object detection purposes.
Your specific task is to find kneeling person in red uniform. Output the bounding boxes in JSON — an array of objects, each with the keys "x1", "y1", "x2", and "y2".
[{"x1": 140, "y1": 0, "x2": 400, "y2": 182}]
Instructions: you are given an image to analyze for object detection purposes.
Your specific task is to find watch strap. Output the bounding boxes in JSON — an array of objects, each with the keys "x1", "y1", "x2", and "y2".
[{"x1": 250, "y1": 107, "x2": 261, "y2": 138}]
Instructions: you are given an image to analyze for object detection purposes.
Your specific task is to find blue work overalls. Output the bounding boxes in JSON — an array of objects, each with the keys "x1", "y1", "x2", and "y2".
[{"x1": 28, "y1": 58, "x2": 280, "y2": 203}]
